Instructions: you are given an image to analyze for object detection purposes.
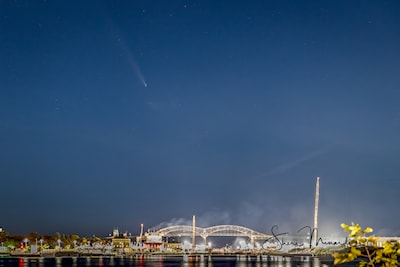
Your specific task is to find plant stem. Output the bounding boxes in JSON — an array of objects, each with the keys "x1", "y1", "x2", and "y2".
[{"x1": 365, "y1": 246, "x2": 375, "y2": 267}]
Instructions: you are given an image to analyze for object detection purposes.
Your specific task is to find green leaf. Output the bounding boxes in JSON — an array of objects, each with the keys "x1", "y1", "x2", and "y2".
[
  {"x1": 364, "y1": 227, "x2": 373, "y2": 233},
  {"x1": 336, "y1": 222, "x2": 400, "y2": 266},
  {"x1": 333, "y1": 253, "x2": 353, "y2": 265},
  {"x1": 351, "y1": 247, "x2": 362, "y2": 257},
  {"x1": 340, "y1": 223, "x2": 350, "y2": 232}
]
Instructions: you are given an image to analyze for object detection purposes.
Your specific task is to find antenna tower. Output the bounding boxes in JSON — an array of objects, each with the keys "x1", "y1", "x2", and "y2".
[{"x1": 313, "y1": 176, "x2": 320, "y2": 245}]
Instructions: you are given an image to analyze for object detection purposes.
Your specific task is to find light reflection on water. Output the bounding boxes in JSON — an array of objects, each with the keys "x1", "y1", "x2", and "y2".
[{"x1": 0, "y1": 256, "x2": 356, "y2": 267}]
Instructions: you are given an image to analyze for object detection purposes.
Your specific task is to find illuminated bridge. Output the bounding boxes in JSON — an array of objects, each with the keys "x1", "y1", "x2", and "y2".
[{"x1": 157, "y1": 225, "x2": 272, "y2": 243}]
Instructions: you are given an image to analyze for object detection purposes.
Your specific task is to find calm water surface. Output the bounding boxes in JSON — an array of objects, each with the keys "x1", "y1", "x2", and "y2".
[{"x1": 0, "y1": 256, "x2": 356, "y2": 267}]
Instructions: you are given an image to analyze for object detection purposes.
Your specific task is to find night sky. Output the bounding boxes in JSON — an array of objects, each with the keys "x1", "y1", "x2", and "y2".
[{"x1": 1, "y1": 1, "x2": 399, "y2": 238}]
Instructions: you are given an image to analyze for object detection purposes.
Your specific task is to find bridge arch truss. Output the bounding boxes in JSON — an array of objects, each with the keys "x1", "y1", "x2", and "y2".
[{"x1": 157, "y1": 225, "x2": 272, "y2": 242}]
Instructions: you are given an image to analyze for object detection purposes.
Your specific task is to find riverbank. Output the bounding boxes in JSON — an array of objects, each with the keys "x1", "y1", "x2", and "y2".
[{"x1": 1, "y1": 250, "x2": 333, "y2": 259}]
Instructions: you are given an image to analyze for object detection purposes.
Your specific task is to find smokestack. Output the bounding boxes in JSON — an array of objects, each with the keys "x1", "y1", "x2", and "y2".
[
  {"x1": 192, "y1": 215, "x2": 196, "y2": 250},
  {"x1": 140, "y1": 223, "x2": 144, "y2": 237},
  {"x1": 313, "y1": 176, "x2": 320, "y2": 245}
]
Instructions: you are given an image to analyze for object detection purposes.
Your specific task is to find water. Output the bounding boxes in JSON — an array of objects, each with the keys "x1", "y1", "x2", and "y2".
[{"x1": 0, "y1": 256, "x2": 356, "y2": 267}]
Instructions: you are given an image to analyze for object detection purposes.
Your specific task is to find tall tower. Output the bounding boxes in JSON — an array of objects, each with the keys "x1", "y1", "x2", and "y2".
[
  {"x1": 140, "y1": 223, "x2": 144, "y2": 237},
  {"x1": 192, "y1": 215, "x2": 196, "y2": 250},
  {"x1": 313, "y1": 176, "x2": 320, "y2": 245}
]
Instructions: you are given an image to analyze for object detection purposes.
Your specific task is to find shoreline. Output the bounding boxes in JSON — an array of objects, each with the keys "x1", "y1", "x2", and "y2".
[{"x1": 1, "y1": 251, "x2": 333, "y2": 259}]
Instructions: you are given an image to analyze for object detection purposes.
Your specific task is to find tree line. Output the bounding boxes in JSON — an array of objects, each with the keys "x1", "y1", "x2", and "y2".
[{"x1": 0, "y1": 230, "x2": 106, "y2": 250}]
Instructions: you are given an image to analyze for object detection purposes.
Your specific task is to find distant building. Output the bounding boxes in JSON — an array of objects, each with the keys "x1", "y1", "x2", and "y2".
[
  {"x1": 110, "y1": 228, "x2": 132, "y2": 248},
  {"x1": 143, "y1": 232, "x2": 163, "y2": 251},
  {"x1": 164, "y1": 242, "x2": 182, "y2": 252},
  {"x1": 112, "y1": 237, "x2": 131, "y2": 248},
  {"x1": 112, "y1": 228, "x2": 119, "y2": 237}
]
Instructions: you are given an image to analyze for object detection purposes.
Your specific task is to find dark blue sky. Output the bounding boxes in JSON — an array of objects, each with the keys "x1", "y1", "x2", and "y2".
[{"x1": 1, "y1": 0, "x2": 399, "y2": 238}]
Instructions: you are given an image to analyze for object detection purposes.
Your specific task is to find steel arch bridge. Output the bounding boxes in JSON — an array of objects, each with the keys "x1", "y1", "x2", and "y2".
[{"x1": 157, "y1": 225, "x2": 272, "y2": 242}]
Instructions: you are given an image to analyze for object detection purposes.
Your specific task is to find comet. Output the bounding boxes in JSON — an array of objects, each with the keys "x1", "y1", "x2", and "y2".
[
  {"x1": 124, "y1": 46, "x2": 148, "y2": 88},
  {"x1": 114, "y1": 32, "x2": 148, "y2": 88},
  {"x1": 108, "y1": 20, "x2": 148, "y2": 88}
]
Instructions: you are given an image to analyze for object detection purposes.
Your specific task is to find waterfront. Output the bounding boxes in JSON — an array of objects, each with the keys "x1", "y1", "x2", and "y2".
[{"x1": 0, "y1": 255, "x2": 356, "y2": 267}]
